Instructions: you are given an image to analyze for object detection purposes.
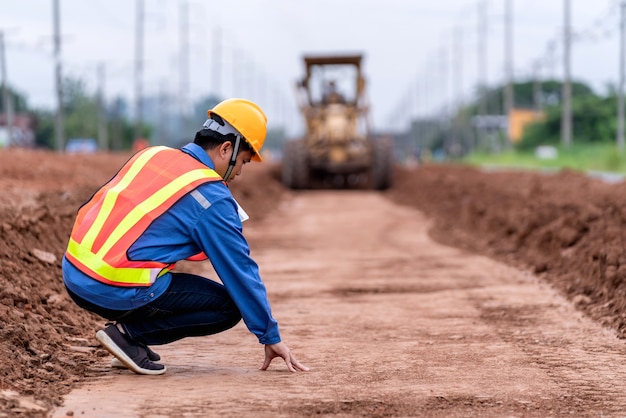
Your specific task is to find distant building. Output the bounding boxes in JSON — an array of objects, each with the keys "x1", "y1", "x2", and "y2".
[{"x1": 507, "y1": 108, "x2": 545, "y2": 143}]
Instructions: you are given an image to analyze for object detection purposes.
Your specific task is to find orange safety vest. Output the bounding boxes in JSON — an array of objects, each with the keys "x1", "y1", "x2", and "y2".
[{"x1": 65, "y1": 146, "x2": 224, "y2": 287}]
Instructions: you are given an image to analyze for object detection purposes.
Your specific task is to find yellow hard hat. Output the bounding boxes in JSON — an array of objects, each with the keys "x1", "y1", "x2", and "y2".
[{"x1": 208, "y1": 98, "x2": 267, "y2": 162}]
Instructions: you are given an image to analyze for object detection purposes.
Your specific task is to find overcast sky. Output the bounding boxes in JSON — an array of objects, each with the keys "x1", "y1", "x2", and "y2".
[{"x1": 0, "y1": 0, "x2": 621, "y2": 134}]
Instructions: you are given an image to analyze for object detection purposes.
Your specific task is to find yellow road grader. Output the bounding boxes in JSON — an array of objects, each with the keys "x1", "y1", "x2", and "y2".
[{"x1": 281, "y1": 54, "x2": 393, "y2": 190}]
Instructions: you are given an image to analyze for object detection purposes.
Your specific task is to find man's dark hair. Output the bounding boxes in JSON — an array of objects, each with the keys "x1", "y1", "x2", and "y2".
[{"x1": 193, "y1": 113, "x2": 253, "y2": 154}]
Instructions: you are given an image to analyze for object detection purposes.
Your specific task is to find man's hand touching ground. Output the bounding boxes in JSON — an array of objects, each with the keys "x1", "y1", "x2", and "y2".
[{"x1": 260, "y1": 342, "x2": 309, "y2": 372}]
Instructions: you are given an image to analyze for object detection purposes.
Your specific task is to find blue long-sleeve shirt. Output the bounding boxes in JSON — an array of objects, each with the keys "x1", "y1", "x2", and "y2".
[{"x1": 62, "y1": 143, "x2": 281, "y2": 345}]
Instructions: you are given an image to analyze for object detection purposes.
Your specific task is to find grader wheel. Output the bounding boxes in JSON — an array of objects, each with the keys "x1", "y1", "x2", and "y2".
[
  {"x1": 281, "y1": 140, "x2": 310, "y2": 189},
  {"x1": 370, "y1": 137, "x2": 394, "y2": 190}
]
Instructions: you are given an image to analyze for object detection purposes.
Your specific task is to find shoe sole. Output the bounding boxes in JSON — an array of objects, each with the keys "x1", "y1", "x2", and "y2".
[
  {"x1": 111, "y1": 358, "x2": 126, "y2": 369},
  {"x1": 111, "y1": 356, "x2": 161, "y2": 369},
  {"x1": 96, "y1": 330, "x2": 166, "y2": 375}
]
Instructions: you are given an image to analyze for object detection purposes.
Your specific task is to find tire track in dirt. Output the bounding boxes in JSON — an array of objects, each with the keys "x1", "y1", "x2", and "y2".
[
  {"x1": 475, "y1": 290, "x2": 626, "y2": 414},
  {"x1": 53, "y1": 191, "x2": 626, "y2": 417}
]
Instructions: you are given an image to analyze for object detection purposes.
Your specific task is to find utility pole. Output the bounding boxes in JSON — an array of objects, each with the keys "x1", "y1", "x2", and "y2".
[
  {"x1": 212, "y1": 27, "x2": 222, "y2": 99},
  {"x1": 111, "y1": 98, "x2": 122, "y2": 151},
  {"x1": 232, "y1": 48, "x2": 240, "y2": 97},
  {"x1": 454, "y1": 26, "x2": 463, "y2": 113},
  {"x1": 158, "y1": 80, "x2": 168, "y2": 145},
  {"x1": 134, "y1": 0, "x2": 144, "y2": 142},
  {"x1": 96, "y1": 63, "x2": 108, "y2": 151},
  {"x1": 414, "y1": 76, "x2": 421, "y2": 153},
  {"x1": 561, "y1": 0, "x2": 572, "y2": 148},
  {"x1": 439, "y1": 44, "x2": 448, "y2": 121},
  {"x1": 618, "y1": 0, "x2": 626, "y2": 153},
  {"x1": 504, "y1": 0, "x2": 514, "y2": 143},
  {"x1": 53, "y1": 0, "x2": 65, "y2": 152},
  {"x1": 438, "y1": 42, "x2": 450, "y2": 155},
  {"x1": 247, "y1": 58, "x2": 255, "y2": 102},
  {"x1": 546, "y1": 40, "x2": 557, "y2": 79},
  {"x1": 533, "y1": 60, "x2": 543, "y2": 112},
  {"x1": 422, "y1": 72, "x2": 431, "y2": 148},
  {"x1": 179, "y1": 1, "x2": 189, "y2": 137},
  {"x1": 477, "y1": 0, "x2": 488, "y2": 148},
  {"x1": 453, "y1": 26, "x2": 464, "y2": 152},
  {"x1": 0, "y1": 31, "x2": 14, "y2": 147}
]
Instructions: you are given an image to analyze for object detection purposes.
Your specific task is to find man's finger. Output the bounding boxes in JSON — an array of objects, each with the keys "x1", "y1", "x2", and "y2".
[
  {"x1": 293, "y1": 359, "x2": 310, "y2": 371},
  {"x1": 283, "y1": 355, "x2": 296, "y2": 372},
  {"x1": 259, "y1": 357, "x2": 271, "y2": 370},
  {"x1": 290, "y1": 353, "x2": 309, "y2": 371}
]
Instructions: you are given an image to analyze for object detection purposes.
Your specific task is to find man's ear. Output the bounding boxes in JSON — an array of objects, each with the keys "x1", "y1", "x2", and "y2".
[{"x1": 219, "y1": 141, "x2": 232, "y2": 159}]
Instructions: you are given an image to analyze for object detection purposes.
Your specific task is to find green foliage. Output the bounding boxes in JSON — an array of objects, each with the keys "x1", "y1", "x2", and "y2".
[
  {"x1": 470, "y1": 79, "x2": 595, "y2": 115},
  {"x1": 603, "y1": 145, "x2": 625, "y2": 172},
  {"x1": 515, "y1": 106, "x2": 561, "y2": 150},
  {"x1": 193, "y1": 95, "x2": 222, "y2": 123},
  {"x1": 465, "y1": 143, "x2": 626, "y2": 174},
  {"x1": 0, "y1": 85, "x2": 29, "y2": 113},
  {"x1": 409, "y1": 119, "x2": 446, "y2": 151},
  {"x1": 31, "y1": 77, "x2": 142, "y2": 151},
  {"x1": 32, "y1": 110, "x2": 55, "y2": 149},
  {"x1": 572, "y1": 95, "x2": 616, "y2": 143},
  {"x1": 517, "y1": 95, "x2": 617, "y2": 150},
  {"x1": 63, "y1": 78, "x2": 99, "y2": 139}
]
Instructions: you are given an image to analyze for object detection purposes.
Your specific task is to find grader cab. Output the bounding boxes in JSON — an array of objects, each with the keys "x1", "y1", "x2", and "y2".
[{"x1": 281, "y1": 54, "x2": 393, "y2": 190}]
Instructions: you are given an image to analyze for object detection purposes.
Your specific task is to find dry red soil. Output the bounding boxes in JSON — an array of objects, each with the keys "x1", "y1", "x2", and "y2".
[{"x1": 1, "y1": 149, "x2": 626, "y2": 417}]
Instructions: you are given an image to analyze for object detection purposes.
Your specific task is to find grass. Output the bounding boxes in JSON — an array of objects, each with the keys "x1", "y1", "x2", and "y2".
[{"x1": 462, "y1": 143, "x2": 626, "y2": 174}]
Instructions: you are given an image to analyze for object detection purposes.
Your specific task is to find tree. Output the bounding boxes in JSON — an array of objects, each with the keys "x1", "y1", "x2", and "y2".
[
  {"x1": 455, "y1": 79, "x2": 601, "y2": 152},
  {"x1": 33, "y1": 76, "x2": 143, "y2": 151},
  {"x1": 31, "y1": 109, "x2": 55, "y2": 149},
  {"x1": 0, "y1": 85, "x2": 29, "y2": 113},
  {"x1": 517, "y1": 95, "x2": 617, "y2": 150},
  {"x1": 193, "y1": 94, "x2": 222, "y2": 126},
  {"x1": 63, "y1": 78, "x2": 99, "y2": 140},
  {"x1": 468, "y1": 79, "x2": 595, "y2": 114}
]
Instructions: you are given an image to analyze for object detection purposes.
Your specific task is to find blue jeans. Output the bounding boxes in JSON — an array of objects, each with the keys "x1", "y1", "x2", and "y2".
[{"x1": 66, "y1": 273, "x2": 242, "y2": 346}]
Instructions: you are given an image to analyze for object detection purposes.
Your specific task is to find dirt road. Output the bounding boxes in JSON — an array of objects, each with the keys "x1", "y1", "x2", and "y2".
[{"x1": 52, "y1": 190, "x2": 626, "y2": 417}]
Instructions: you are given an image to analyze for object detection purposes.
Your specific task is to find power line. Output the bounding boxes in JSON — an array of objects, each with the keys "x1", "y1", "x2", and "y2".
[
  {"x1": 0, "y1": 31, "x2": 15, "y2": 144},
  {"x1": 478, "y1": 0, "x2": 488, "y2": 117},
  {"x1": 503, "y1": 0, "x2": 514, "y2": 143},
  {"x1": 134, "y1": 0, "x2": 144, "y2": 141},
  {"x1": 212, "y1": 27, "x2": 222, "y2": 98},
  {"x1": 617, "y1": 0, "x2": 625, "y2": 153},
  {"x1": 561, "y1": 0, "x2": 572, "y2": 148},
  {"x1": 179, "y1": 0, "x2": 190, "y2": 136},
  {"x1": 97, "y1": 62, "x2": 108, "y2": 150},
  {"x1": 53, "y1": 0, "x2": 64, "y2": 152}
]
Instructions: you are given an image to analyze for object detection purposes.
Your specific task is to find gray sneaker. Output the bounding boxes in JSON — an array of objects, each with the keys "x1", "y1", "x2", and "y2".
[
  {"x1": 145, "y1": 345, "x2": 161, "y2": 361},
  {"x1": 111, "y1": 344, "x2": 160, "y2": 369},
  {"x1": 96, "y1": 324, "x2": 166, "y2": 375},
  {"x1": 103, "y1": 322, "x2": 161, "y2": 367}
]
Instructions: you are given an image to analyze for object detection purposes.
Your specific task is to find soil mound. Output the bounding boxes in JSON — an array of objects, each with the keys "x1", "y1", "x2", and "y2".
[
  {"x1": 2, "y1": 148, "x2": 626, "y2": 416},
  {"x1": 386, "y1": 164, "x2": 626, "y2": 338},
  {"x1": 0, "y1": 149, "x2": 284, "y2": 416}
]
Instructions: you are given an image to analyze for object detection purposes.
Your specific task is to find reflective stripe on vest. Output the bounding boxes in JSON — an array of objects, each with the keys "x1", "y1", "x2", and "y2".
[{"x1": 65, "y1": 146, "x2": 224, "y2": 286}]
